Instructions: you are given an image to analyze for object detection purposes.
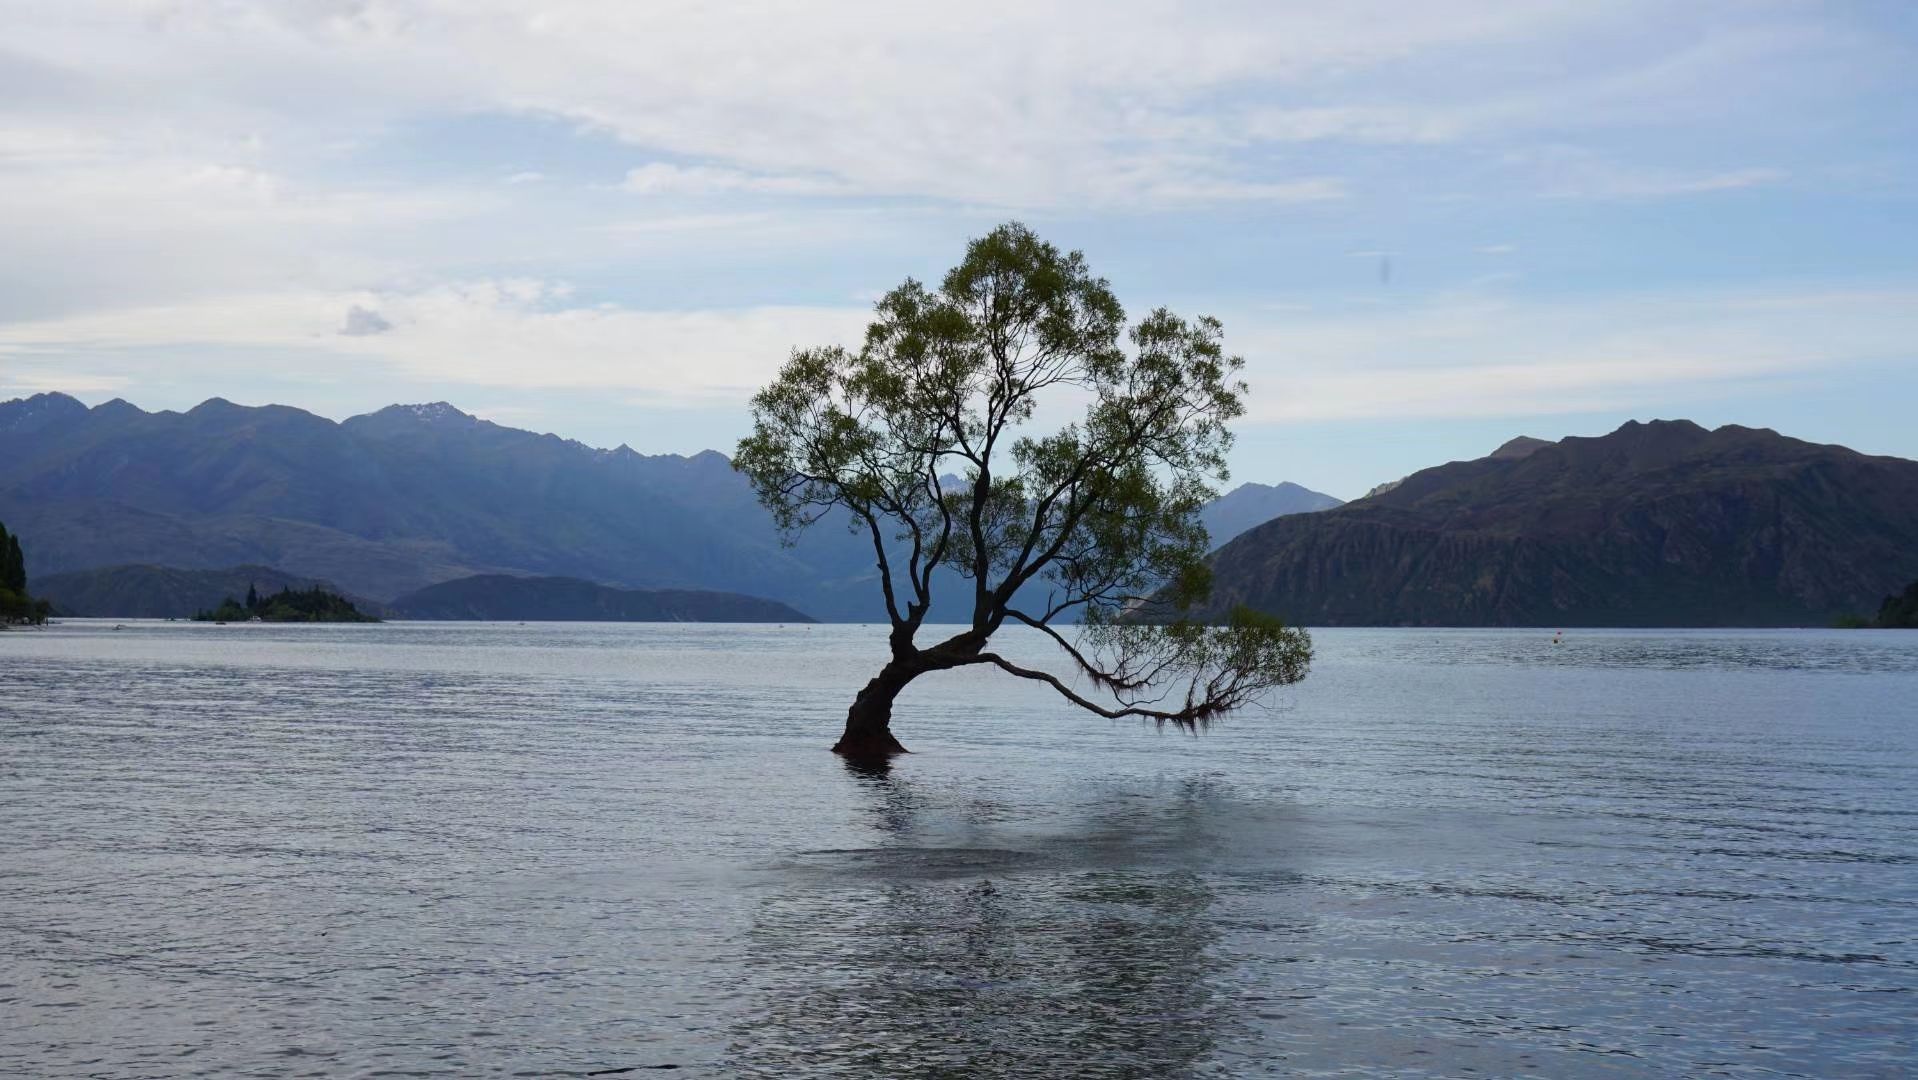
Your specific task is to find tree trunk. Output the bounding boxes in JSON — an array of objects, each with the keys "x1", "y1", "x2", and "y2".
[{"x1": 832, "y1": 660, "x2": 917, "y2": 759}]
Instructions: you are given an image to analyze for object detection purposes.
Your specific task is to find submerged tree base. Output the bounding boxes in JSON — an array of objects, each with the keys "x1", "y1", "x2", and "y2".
[{"x1": 832, "y1": 728, "x2": 910, "y2": 760}]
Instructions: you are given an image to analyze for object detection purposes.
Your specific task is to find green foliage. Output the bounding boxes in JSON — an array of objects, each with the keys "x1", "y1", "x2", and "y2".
[
  {"x1": 735, "y1": 222, "x2": 1310, "y2": 728},
  {"x1": 1872, "y1": 581, "x2": 1918, "y2": 628},
  {"x1": 193, "y1": 584, "x2": 378, "y2": 623},
  {"x1": 0, "y1": 521, "x2": 26, "y2": 592},
  {"x1": 0, "y1": 519, "x2": 49, "y2": 625}
]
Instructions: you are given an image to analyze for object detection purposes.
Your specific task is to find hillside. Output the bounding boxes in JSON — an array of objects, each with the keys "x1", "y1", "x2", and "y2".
[
  {"x1": 0, "y1": 393, "x2": 880, "y2": 615},
  {"x1": 33, "y1": 564, "x2": 384, "y2": 619},
  {"x1": 1195, "y1": 420, "x2": 1918, "y2": 627},
  {"x1": 388, "y1": 574, "x2": 813, "y2": 622},
  {"x1": 1198, "y1": 482, "x2": 1342, "y2": 548}
]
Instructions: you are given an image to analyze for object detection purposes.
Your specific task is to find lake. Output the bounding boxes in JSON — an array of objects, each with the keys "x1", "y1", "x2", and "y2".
[{"x1": 3, "y1": 621, "x2": 1915, "y2": 1077}]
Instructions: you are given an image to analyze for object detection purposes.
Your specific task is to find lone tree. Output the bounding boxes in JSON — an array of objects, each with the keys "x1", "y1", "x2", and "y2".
[{"x1": 735, "y1": 223, "x2": 1311, "y2": 758}]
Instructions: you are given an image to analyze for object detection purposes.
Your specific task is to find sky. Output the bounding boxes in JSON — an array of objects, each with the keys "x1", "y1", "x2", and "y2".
[{"x1": 1, "y1": 1, "x2": 1914, "y2": 500}]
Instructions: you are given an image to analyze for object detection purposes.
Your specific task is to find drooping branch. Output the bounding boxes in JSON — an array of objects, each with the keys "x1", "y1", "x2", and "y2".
[{"x1": 983, "y1": 606, "x2": 1310, "y2": 729}]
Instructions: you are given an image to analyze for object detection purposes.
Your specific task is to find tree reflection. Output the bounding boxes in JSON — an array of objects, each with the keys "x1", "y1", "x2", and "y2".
[{"x1": 725, "y1": 773, "x2": 1245, "y2": 1077}]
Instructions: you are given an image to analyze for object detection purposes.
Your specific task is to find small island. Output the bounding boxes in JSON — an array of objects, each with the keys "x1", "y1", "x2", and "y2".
[
  {"x1": 0, "y1": 520, "x2": 52, "y2": 627},
  {"x1": 194, "y1": 583, "x2": 379, "y2": 623}
]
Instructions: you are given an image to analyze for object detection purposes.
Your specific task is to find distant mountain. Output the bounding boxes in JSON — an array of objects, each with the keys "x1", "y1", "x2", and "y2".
[
  {"x1": 389, "y1": 574, "x2": 813, "y2": 622},
  {"x1": 0, "y1": 392, "x2": 884, "y2": 616},
  {"x1": 1193, "y1": 420, "x2": 1918, "y2": 627},
  {"x1": 32, "y1": 564, "x2": 385, "y2": 619},
  {"x1": 0, "y1": 391, "x2": 1319, "y2": 623},
  {"x1": 1199, "y1": 482, "x2": 1342, "y2": 548}
]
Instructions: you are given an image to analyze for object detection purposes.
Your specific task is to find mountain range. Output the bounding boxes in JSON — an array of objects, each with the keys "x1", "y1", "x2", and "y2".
[
  {"x1": 1194, "y1": 420, "x2": 1918, "y2": 627},
  {"x1": 1199, "y1": 482, "x2": 1343, "y2": 548},
  {"x1": 0, "y1": 392, "x2": 1338, "y2": 622}
]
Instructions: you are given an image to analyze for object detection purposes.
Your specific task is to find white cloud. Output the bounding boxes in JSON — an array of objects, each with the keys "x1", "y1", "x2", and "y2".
[
  {"x1": 621, "y1": 163, "x2": 851, "y2": 197},
  {"x1": 0, "y1": 369, "x2": 129, "y2": 397},
  {"x1": 1134, "y1": 176, "x2": 1346, "y2": 205},
  {"x1": 1510, "y1": 146, "x2": 1787, "y2": 200},
  {"x1": 1228, "y1": 287, "x2": 1918, "y2": 422},
  {"x1": 0, "y1": 282, "x2": 870, "y2": 405},
  {"x1": 10, "y1": 0, "x2": 1813, "y2": 214},
  {"x1": 4, "y1": 279, "x2": 1913, "y2": 424},
  {"x1": 1239, "y1": 105, "x2": 1468, "y2": 145}
]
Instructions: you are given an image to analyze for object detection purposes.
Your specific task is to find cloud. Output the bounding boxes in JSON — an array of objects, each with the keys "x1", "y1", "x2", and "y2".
[
  {"x1": 339, "y1": 305, "x2": 393, "y2": 336},
  {"x1": 1227, "y1": 287, "x2": 1918, "y2": 422},
  {"x1": 1136, "y1": 176, "x2": 1346, "y2": 205},
  {"x1": 0, "y1": 0, "x2": 1905, "y2": 434},
  {"x1": 4, "y1": 278, "x2": 1913, "y2": 424},
  {"x1": 15, "y1": 0, "x2": 1840, "y2": 214},
  {"x1": 0, "y1": 369, "x2": 128, "y2": 397},
  {"x1": 1544, "y1": 165, "x2": 1786, "y2": 201},
  {"x1": 1239, "y1": 105, "x2": 1468, "y2": 145},
  {"x1": 1511, "y1": 146, "x2": 1787, "y2": 200},
  {"x1": 621, "y1": 163, "x2": 852, "y2": 197},
  {"x1": 0, "y1": 282, "x2": 870, "y2": 405}
]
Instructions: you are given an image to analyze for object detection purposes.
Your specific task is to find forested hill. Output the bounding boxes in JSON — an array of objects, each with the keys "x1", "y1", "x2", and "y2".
[{"x1": 1193, "y1": 420, "x2": 1918, "y2": 627}]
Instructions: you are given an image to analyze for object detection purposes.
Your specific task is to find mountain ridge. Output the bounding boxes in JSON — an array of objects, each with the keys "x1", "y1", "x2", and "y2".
[
  {"x1": 1195, "y1": 419, "x2": 1918, "y2": 627},
  {"x1": 0, "y1": 392, "x2": 1327, "y2": 622},
  {"x1": 1199, "y1": 481, "x2": 1342, "y2": 548}
]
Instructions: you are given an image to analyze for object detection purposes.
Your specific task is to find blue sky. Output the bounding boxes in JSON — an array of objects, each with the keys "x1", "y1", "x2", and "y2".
[{"x1": 1, "y1": 1, "x2": 1914, "y2": 498}]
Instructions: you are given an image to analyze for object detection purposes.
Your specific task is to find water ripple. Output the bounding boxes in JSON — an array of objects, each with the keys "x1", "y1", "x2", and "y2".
[{"x1": 1, "y1": 621, "x2": 1914, "y2": 1077}]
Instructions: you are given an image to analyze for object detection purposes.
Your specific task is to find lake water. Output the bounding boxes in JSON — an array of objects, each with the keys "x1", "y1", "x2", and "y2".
[{"x1": 2, "y1": 621, "x2": 1915, "y2": 1078}]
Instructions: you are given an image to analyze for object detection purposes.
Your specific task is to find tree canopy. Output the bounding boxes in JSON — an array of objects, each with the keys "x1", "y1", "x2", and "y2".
[
  {"x1": 193, "y1": 584, "x2": 379, "y2": 623},
  {"x1": 0, "y1": 520, "x2": 51, "y2": 625},
  {"x1": 734, "y1": 222, "x2": 1310, "y2": 756},
  {"x1": 1874, "y1": 580, "x2": 1918, "y2": 629}
]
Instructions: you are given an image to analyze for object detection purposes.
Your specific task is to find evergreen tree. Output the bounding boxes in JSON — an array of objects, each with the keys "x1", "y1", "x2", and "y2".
[
  {"x1": 1, "y1": 525, "x2": 23, "y2": 591},
  {"x1": 6, "y1": 536, "x2": 24, "y2": 591},
  {"x1": 246, "y1": 583, "x2": 259, "y2": 610},
  {"x1": 0, "y1": 519, "x2": 46, "y2": 625}
]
